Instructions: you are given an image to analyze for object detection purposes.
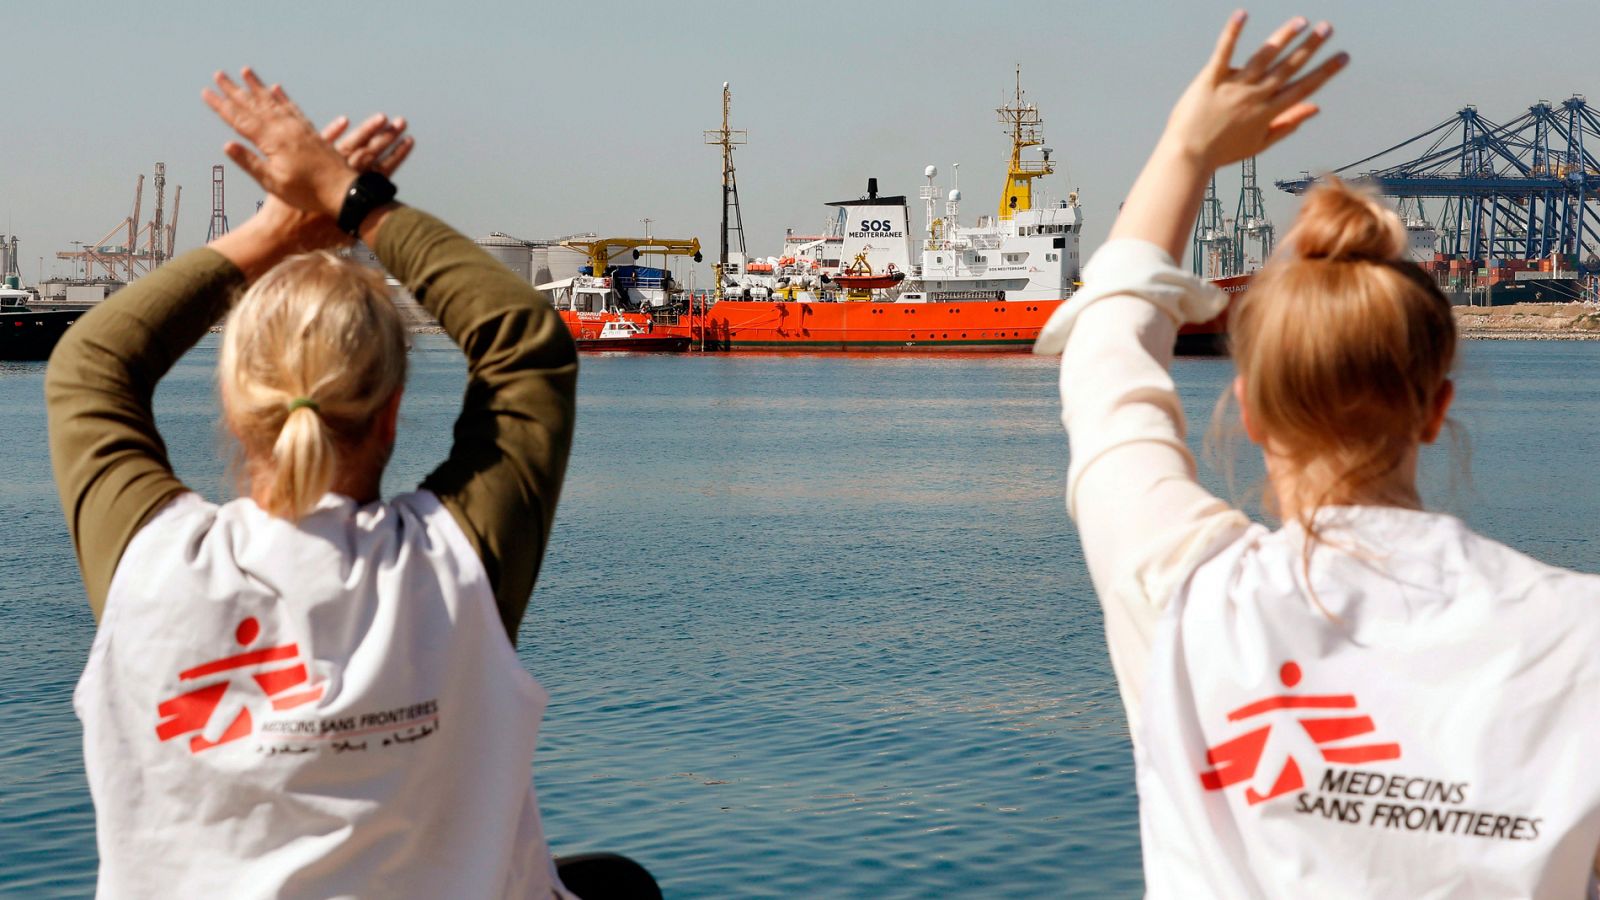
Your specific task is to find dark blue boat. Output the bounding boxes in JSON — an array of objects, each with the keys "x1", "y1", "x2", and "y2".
[{"x1": 1, "y1": 290, "x2": 84, "y2": 361}]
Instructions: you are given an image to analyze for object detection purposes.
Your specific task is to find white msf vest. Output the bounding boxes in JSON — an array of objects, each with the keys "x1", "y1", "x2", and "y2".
[
  {"x1": 1134, "y1": 508, "x2": 1600, "y2": 898},
  {"x1": 75, "y1": 491, "x2": 572, "y2": 899}
]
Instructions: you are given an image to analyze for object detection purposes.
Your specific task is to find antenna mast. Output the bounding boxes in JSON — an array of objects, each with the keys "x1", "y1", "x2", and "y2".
[
  {"x1": 996, "y1": 66, "x2": 1053, "y2": 220},
  {"x1": 705, "y1": 82, "x2": 747, "y2": 301}
]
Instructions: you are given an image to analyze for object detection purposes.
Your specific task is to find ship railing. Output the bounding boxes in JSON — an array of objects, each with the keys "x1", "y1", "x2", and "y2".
[{"x1": 968, "y1": 234, "x2": 1004, "y2": 250}]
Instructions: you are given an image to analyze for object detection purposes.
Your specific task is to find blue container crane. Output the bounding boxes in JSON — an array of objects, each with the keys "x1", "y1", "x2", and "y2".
[{"x1": 1277, "y1": 95, "x2": 1600, "y2": 270}]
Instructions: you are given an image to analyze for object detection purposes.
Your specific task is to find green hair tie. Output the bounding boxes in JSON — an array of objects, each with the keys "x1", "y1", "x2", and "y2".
[{"x1": 286, "y1": 397, "x2": 320, "y2": 413}]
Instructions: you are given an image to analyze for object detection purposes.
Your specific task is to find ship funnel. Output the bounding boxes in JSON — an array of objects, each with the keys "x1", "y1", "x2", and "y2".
[{"x1": 867, "y1": 177, "x2": 878, "y2": 199}]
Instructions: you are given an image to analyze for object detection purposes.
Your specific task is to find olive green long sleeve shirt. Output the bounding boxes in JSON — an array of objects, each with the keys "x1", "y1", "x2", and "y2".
[{"x1": 45, "y1": 206, "x2": 577, "y2": 644}]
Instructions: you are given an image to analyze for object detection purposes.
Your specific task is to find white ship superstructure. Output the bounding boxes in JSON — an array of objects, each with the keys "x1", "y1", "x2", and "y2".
[
  {"x1": 723, "y1": 70, "x2": 1082, "y2": 305},
  {"x1": 901, "y1": 163, "x2": 1081, "y2": 302}
]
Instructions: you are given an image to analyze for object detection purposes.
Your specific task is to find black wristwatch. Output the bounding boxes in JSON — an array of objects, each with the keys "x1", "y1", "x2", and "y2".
[{"x1": 337, "y1": 172, "x2": 398, "y2": 236}]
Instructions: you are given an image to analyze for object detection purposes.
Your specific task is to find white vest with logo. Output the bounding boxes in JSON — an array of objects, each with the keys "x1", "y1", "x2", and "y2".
[
  {"x1": 1134, "y1": 508, "x2": 1600, "y2": 898},
  {"x1": 75, "y1": 491, "x2": 572, "y2": 899}
]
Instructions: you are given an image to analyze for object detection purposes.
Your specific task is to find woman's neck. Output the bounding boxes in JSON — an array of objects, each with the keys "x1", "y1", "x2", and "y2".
[{"x1": 1266, "y1": 446, "x2": 1422, "y2": 523}]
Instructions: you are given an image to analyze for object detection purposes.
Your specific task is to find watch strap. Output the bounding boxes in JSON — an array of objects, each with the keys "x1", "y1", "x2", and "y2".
[{"x1": 337, "y1": 172, "x2": 398, "y2": 237}]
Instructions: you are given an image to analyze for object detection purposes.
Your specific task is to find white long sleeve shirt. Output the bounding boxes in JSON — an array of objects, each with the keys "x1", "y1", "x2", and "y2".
[{"x1": 1039, "y1": 240, "x2": 1600, "y2": 899}]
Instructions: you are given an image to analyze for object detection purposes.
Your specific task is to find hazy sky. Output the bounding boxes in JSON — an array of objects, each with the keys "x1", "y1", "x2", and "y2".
[{"x1": 6, "y1": 0, "x2": 1595, "y2": 283}]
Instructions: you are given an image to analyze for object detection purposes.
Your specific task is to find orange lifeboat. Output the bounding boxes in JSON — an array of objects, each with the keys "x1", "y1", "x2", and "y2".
[{"x1": 829, "y1": 253, "x2": 904, "y2": 291}]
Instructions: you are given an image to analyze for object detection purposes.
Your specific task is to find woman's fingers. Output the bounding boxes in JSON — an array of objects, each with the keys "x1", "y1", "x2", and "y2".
[
  {"x1": 321, "y1": 116, "x2": 350, "y2": 143},
  {"x1": 212, "y1": 70, "x2": 247, "y2": 104},
  {"x1": 1208, "y1": 10, "x2": 1248, "y2": 77},
  {"x1": 1263, "y1": 102, "x2": 1320, "y2": 148},
  {"x1": 1266, "y1": 22, "x2": 1331, "y2": 86},
  {"x1": 338, "y1": 113, "x2": 391, "y2": 156},
  {"x1": 356, "y1": 122, "x2": 407, "y2": 167},
  {"x1": 200, "y1": 87, "x2": 233, "y2": 123},
  {"x1": 239, "y1": 67, "x2": 270, "y2": 98},
  {"x1": 1239, "y1": 16, "x2": 1308, "y2": 81},
  {"x1": 1274, "y1": 51, "x2": 1349, "y2": 110},
  {"x1": 222, "y1": 141, "x2": 269, "y2": 185},
  {"x1": 373, "y1": 136, "x2": 415, "y2": 177}
]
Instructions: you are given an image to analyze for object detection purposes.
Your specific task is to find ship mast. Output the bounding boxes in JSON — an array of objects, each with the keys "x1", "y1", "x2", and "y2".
[
  {"x1": 705, "y1": 82, "x2": 748, "y2": 302},
  {"x1": 995, "y1": 66, "x2": 1053, "y2": 221}
]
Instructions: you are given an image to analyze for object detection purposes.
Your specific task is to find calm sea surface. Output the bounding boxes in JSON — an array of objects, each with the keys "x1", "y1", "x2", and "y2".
[{"x1": 2, "y1": 337, "x2": 1597, "y2": 897}]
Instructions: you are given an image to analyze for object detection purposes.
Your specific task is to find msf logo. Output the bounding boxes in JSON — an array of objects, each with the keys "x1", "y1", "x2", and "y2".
[
  {"x1": 155, "y1": 617, "x2": 324, "y2": 753},
  {"x1": 1198, "y1": 661, "x2": 1400, "y2": 805}
]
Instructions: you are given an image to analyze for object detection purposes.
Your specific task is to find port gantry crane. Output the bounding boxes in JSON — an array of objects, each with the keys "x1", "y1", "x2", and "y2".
[
  {"x1": 1192, "y1": 157, "x2": 1274, "y2": 278},
  {"x1": 1277, "y1": 95, "x2": 1600, "y2": 270},
  {"x1": 1193, "y1": 172, "x2": 1237, "y2": 278},
  {"x1": 1235, "y1": 156, "x2": 1274, "y2": 272},
  {"x1": 57, "y1": 163, "x2": 182, "y2": 281}
]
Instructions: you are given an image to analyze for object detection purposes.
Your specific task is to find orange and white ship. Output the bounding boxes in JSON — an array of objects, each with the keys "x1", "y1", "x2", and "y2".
[{"x1": 661, "y1": 76, "x2": 1240, "y2": 353}]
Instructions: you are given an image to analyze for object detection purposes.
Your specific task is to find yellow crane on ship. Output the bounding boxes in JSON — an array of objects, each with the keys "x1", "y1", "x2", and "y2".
[{"x1": 558, "y1": 236, "x2": 703, "y2": 277}]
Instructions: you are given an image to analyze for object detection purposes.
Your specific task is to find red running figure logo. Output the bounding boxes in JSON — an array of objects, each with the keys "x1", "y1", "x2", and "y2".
[
  {"x1": 1198, "y1": 661, "x2": 1401, "y2": 805},
  {"x1": 155, "y1": 617, "x2": 324, "y2": 753}
]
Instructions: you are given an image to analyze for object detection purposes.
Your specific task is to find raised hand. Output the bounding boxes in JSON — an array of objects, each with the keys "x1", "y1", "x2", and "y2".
[
  {"x1": 207, "y1": 95, "x2": 416, "y2": 278},
  {"x1": 1103, "y1": 11, "x2": 1347, "y2": 261},
  {"x1": 326, "y1": 112, "x2": 414, "y2": 179},
  {"x1": 203, "y1": 68, "x2": 406, "y2": 218},
  {"x1": 1166, "y1": 12, "x2": 1348, "y2": 169}
]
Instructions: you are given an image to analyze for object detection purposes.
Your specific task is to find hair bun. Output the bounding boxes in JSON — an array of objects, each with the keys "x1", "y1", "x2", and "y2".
[{"x1": 1287, "y1": 177, "x2": 1407, "y2": 262}]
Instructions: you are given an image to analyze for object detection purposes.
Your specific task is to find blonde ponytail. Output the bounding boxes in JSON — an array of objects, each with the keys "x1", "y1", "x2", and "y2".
[
  {"x1": 266, "y1": 403, "x2": 339, "y2": 520},
  {"x1": 220, "y1": 251, "x2": 408, "y2": 521}
]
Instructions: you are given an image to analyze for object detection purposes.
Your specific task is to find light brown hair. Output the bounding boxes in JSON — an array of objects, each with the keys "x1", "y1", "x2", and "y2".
[
  {"x1": 1223, "y1": 178, "x2": 1457, "y2": 530},
  {"x1": 219, "y1": 251, "x2": 407, "y2": 520}
]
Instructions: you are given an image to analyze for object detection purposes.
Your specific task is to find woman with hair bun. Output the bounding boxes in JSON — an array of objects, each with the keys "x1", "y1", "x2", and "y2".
[
  {"x1": 1035, "y1": 13, "x2": 1600, "y2": 897},
  {"x1": 47, "y1": 71, "x2": 657, "y2": 898}
]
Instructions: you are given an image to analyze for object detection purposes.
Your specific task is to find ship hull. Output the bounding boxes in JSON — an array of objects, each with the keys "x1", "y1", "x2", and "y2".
[
  {"x1": 1, "y1": 309, "x2": 85, "y2": 361},
  {"x1": 664, "y1": 275, "x2": 1247, "y2": 354},
  {"x1": 575, "y1": 335, "x2": 691, "y2": 352}
]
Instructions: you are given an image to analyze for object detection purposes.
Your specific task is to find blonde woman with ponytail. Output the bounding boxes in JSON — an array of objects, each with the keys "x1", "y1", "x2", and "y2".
[
  {"x1": 46, "y1": 71, "x2": 657, "y2": 898},
  {"x1": 1035, "y1": 13, "x2": 1600, "y2": 898}
]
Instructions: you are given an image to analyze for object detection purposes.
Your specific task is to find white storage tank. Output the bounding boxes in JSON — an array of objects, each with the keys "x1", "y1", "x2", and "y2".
[
  {"x1": 475, "y1": 235, "x2": 533, "y2": 282},
  {"x1": 530, "y1": 246, "x2": 553, "y2": 285},
  {"x1": 545, "y1": 238, "x2": 592, "y2": 282}
]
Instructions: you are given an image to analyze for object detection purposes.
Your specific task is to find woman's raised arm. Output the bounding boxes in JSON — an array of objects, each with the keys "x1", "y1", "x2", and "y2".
[
  {"x1": 47, "y1": 94, "x2": 412, "y2": 619},
  {"x1": 1032, "y1": 14, "x2": 1345, "y2": 726},
  {"x1": 205, "y1": 69, "x2": 578, "y2": 645}
]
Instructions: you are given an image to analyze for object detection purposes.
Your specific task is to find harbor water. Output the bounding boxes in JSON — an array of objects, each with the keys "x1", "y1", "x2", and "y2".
[{"x1": 3, "y1": 337, "x2": 1597, "y2": 897}]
